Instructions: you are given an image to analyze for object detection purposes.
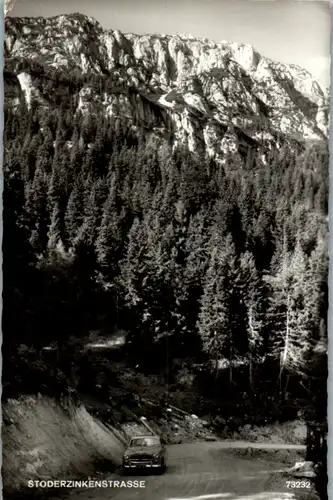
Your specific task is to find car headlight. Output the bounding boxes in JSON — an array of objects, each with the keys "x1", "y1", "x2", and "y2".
[{"x1": 123, "y1": 455, "x2": 130, "y2": 461}]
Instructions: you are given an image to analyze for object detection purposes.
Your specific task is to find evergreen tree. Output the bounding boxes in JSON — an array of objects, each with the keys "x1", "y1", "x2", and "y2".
[
  {"x1": 64, "y1": 178, "x2": 85, "y2": 246},
  {"x1": 238, "y1": 251, "x2": 264, "y2": 389},
  {"x1": 197, "y1": 234, "x2": 237, "y2": 381},
  {"x1": 28, "y1": 165, "x2": 50, "y2": 253},
  {"x1": 265, "y1": 242, "x2": 313, "y2": 396},
  {"x1": 95, "y1": 172, "x2": 121, "y2": 273}
]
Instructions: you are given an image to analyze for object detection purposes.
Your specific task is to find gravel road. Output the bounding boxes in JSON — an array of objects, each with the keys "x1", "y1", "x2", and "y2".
[{"x1": 55, "y1": 441, "x2": 318, "y2": 500}]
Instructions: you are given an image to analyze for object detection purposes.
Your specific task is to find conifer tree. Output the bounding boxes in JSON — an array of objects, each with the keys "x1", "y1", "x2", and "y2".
[
  {"x1": 64, "y1": 177, "x2": 85, "y2": 246},
  {"x1": 198, "y1": 233, "x2": 237, "y2": 380},
  {"x1": 238, "y1": 251, "x2": 264, "y2": 389},
  {"x1": 265, "y1": 241, "x2": 313, "y2": 396},
  {"x1": 95, "y1": 172, "x2": 121, "y2": 272},
  {"x1": 28, "y1": 165, "x2": 50, "y2": 253}
]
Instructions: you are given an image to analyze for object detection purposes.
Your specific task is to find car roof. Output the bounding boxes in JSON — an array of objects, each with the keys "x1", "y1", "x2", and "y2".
[{"x1": 131, "y1": 435, "x2": 160, "y2": 439}]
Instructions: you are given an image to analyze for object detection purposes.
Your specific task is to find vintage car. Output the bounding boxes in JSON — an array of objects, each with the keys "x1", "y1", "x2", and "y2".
[{"x1": 122, "y1": 435, "x2": 167, "y2": 474}]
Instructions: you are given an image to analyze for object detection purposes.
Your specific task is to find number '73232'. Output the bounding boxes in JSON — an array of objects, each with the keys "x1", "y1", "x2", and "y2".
[{"x1": 286, "y1": 481, "x2": 311, "y2": 489}]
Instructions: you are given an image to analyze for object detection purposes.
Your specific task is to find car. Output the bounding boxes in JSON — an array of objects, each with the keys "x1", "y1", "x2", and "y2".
[{"x1": 122, "y1": 435, "x2": 167, "y2": 474}]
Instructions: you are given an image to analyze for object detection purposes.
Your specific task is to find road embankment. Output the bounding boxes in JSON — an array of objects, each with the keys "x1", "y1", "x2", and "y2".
[{"x1": 3, "y1": 396, "x2": 126, "y2": 495}]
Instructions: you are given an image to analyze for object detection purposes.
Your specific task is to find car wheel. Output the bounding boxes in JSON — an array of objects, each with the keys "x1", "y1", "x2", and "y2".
[
  {"x1": 159, "y1": 460, "x2": 166, "y2": 474},
  {"x1": 122, "y1": 467, "x2": 128, "y2": 476}
]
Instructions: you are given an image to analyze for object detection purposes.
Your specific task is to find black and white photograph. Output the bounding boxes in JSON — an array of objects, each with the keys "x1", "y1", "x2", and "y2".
[{"x1": 2, "y1": 0, "x2": 330, "y2": 499}]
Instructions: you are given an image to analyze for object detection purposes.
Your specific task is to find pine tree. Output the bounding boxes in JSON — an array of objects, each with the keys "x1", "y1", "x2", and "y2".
[
  {"x1": 28, "y1": 165, "x2": 50, "y2": 253},
  {"x1": 197, "y1": 234, "x2": 237, "y2": 380},
  {"x1": 238, "y1": 251, "x2": 264, "y2": 389},
  {"x1": 95, "y1": 172, "x2": 121, "y2": 272},
  {"x1": 160, "y1": 158, "x2": 180, "y2": 224},
  {"x1": 119, "y1": 217, "x2": 148, "y2": 343},
  {"x1": 64, "y1": 178, "x2": 85, "y2": 246},
  {"x1": 307, "y1": 235, "x2": 328, "y2": 339},
  {"x1": 47, "y1": 150, "x2": 69, "y2": 250},
  {"x1": 265, "y1": 241, "x2": 312, "y2": 396},
  {"x1": 48, "y1": 204, "x2": 62, "y2": 251},
  {"x1": 198, "y1": 247, "x2": 229, "y2": 378},
  {"x1": 169, "y1": 200, "x2": 189, "y2": 338},
  {"x1": 183, "y1": 210, "x2": 210, "y2": 347},
  {"x1": 314, "y1": 183, "x2": 328, "y2": 214}
]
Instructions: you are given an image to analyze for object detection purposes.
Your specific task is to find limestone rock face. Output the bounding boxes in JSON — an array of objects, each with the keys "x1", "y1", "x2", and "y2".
[{"x1": 4, "y1": 13, "x2": 329, "y2": 161}]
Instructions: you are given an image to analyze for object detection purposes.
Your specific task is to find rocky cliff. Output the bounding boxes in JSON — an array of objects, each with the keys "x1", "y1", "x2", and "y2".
[{"x1": 4, "y1": 13, "x2": 330, "y2": 162}]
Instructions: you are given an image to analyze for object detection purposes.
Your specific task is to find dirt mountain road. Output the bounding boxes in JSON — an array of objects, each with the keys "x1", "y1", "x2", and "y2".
[{"x1": 57, "y1": 441, "x2": 317, "y2": 500}]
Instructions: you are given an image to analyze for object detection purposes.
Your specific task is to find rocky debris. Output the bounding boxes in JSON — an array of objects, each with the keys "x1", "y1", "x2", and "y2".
[
  {"x1": 120, "y1": 403, "x2": 219, "y2": 444},
  {"x1": 213, "y1": 419, "x2": 307, "y2": 445},
  {"x1": 108, "y1": 391, "x2": 308, "y2": 448},
  {"x1": 286, "y1": 461, "x2": 317, "y2": 478}
]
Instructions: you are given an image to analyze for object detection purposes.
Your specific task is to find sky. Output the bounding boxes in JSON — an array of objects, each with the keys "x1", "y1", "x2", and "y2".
[{"x1": 9, "y1": 0, "x2": 331, "y2": 87}]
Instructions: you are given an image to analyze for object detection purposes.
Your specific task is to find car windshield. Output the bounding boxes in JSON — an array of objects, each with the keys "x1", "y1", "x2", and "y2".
[{"x1": 130, "y1": 437, "x2": 160, "y2": 447}]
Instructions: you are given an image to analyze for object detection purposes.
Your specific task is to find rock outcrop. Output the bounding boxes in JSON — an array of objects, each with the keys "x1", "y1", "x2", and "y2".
[{"x1": 4, "y1": 13, "x2": 330, "y2": 161}]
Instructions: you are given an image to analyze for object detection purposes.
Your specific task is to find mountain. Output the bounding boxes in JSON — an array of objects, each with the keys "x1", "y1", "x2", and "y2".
[{"x1": 4, "y1": 13, "x2": 330, "y2": 163}]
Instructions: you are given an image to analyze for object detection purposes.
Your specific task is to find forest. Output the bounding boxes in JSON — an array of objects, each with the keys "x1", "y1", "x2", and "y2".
[{"x1": 3, "y1": 88, "x2": 328, "y2": 428}]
